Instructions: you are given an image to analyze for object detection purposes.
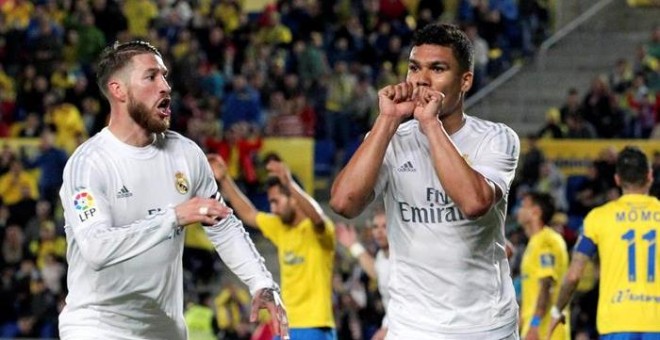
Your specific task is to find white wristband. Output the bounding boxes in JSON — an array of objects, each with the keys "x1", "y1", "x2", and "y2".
[
  {"x1": 550, "y1": 306, "x2": 563, "y2": 319},
  {"x1": 349, "y1": 243, "x2": 366, "y2": 258}
]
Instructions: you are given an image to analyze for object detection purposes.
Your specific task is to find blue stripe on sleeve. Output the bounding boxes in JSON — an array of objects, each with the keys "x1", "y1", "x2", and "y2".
[{"x1": 574, "y1": 235, "x2": 597, "y2": 257}]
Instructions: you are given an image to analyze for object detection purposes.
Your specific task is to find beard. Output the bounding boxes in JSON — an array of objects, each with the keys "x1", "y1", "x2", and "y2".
[
  {"x1": 280, "y1": 208, "x2": 295, "y2": 225},
  {"x1": 127, "y1": 93, "x2": 170, "y2": 134}
]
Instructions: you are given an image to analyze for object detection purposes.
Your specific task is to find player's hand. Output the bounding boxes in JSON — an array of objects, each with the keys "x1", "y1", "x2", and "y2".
[
  {"x1": 377, "y1": 82, "x2": 416, "y2": 122},
  {"x1": 336, "y1": 222, "x2": 358, "y2": 249},
  {"x1": 174, "y1": 197, "x2": 232, "y2": 226},
  {"x1": 412, "y1": 86, "x2": 444, "y2": 131},
  {"x1": 265, "y1": 159, "x2": 293, "y2": 187},
  {"x1": 546, "y1": 314, "x2": 566, "y2": 340},
  {"x1": 207, "y1": 154, "x2": 228, "y2": 182},
  {"x1": 525, "y1": 327, "x2": 540, "y2": 340},
  {"x1": 251, "y1": 288, "x2": 289, "y2": 340}
]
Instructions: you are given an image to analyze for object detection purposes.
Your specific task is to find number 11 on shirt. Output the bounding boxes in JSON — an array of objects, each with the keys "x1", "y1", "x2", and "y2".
[{"x1": 621, "y1": 229, "x2": 657, "y2": 282}]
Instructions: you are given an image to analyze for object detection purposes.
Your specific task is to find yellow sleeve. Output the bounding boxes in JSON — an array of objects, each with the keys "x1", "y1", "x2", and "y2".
[
  {"x1": 255, "y1": 212, "x2": 283, "y2": 246},
  {"x1": 582, "y1": 208, "x2": 600, "y2": 245},
  {"x1": 317, "y1": 218, "x2": 336, "y2": 250},
  {"x1": 535, "y1": 238, "x2": 560, "y2": 281}
]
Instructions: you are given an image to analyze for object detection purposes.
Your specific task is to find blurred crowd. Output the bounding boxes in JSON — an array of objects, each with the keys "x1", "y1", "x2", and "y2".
[{"x1": 536, "y1": 26, "x2": 660, "y2": 140}]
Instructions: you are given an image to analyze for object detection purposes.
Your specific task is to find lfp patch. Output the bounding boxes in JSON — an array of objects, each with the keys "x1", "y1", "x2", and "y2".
[
  {"x1": 73, "y1": 191, "x2": 95, "y2": 211},
  {"x1": 540, "y1": 254, "x2": 555, "y2": 267},
  {"x1": 73, "y1": 190, "x2": 98, "y2": 222}
]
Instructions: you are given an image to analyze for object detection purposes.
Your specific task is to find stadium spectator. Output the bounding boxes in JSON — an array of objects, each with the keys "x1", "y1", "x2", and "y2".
[
  {"x1": 336, "y1": 204, "x2": 390, "y2": 340},
  {"x1": 22, "y1": 129, "x2": 68, "y2": 210}
]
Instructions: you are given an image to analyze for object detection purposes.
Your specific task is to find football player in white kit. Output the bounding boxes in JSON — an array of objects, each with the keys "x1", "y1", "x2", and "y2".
[
  {"x1": 58, "y1": 41, "x2": 288, "y2": 340},
  {"x1": 330, "y1": 23, "x2": 520, "y2": 339}
]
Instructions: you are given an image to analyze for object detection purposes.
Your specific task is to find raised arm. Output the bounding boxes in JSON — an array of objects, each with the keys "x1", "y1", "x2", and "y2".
[
  {"x1": 413, "y1": 87, "x2": 511, "y2": 219},
  {"x1": 266, "y1": 160, "x2": 327, "y2": 232},
  {"x1": 331, "y1": 83, "x2": 415, "y2": 218},
  {"x1": 207, "y1": 154, "x2": 259, "y2": 228},
  {"x1": 336, "y1": 222, "x2": 377, "y2": 280}
]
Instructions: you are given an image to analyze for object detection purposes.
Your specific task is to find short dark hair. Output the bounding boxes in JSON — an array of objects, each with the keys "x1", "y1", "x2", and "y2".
[
  {"x1": 264, "y1": 176, "x2": 291, "y2": 196},
  {"x1": 525, "y1": 192, "x2": 556, "y2": 225},
  {"x1": 96, "y1": 41, "x2": 162, "y2": 98},
  {"x1": 262, "y1": 152, "x2": 282, "y2": 164},
  {"x1": 616, "y1": 146, "x2": 650, "y2": 187},
  {"x1": 411, "y1": 23, "x2": 474, "y2": 73}
]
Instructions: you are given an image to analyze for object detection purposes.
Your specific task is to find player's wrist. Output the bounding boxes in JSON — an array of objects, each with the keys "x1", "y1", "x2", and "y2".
[
  {"x1": 349, "y1": 242, "x2": 366, "y2": 258},
  {"x1": 550, "y1": 305, "x2": 563, "y2": 319},
  {"x1": 417, "y1": 116, "x2": 442, "y2": 129},
  {"x1": 374, "y1": 114, "x2": 404, "y2": 131},
  {"x1": 530, "y1": 315, "x2": 541, "y2": 328}
]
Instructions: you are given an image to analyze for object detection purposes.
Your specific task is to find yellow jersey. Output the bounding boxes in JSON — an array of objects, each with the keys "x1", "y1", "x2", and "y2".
[
  {"x1": 521, "y1": 227, "x2": 570, "y2": 339},
  {"x1": 581, "y1": 194, "x2": 660, "y2": 334},
  {"x1": 256, "y1": 212, "x2": 335, "y2": 328}
]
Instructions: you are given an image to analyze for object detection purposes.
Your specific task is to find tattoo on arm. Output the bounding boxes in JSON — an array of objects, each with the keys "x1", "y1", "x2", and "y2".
[
  {"x1": 534, "y1": 277, "x2": 553, "y2": 317},
  {"x1": 260, "y1": 288, "x2": 275, "y2": 303},
  {"x1": 556, "y1": 252, "x2": 590, "y2": 310}
]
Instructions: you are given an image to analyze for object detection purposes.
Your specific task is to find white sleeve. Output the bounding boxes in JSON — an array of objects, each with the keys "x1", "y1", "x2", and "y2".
[
  {"x1": 471, "y1": 126, "x2": 520, "y2": 196},
  {"x1": 190, "y1": 139, "x2": 276, "y2": 295},
  {"x1": 374, "y1": 150, "x2": 390, "y2": 199},
  {"x1": 61, "y1": 154, "x2": 181, "y2": 271},
  {"x1": 204, "y1": 213, "x2": 277, "y2": 295}
]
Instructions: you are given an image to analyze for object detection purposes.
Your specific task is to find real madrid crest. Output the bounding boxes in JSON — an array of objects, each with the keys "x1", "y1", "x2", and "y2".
[{"x1": 175, "y1": 171, "x2": 189, "y2": 194}]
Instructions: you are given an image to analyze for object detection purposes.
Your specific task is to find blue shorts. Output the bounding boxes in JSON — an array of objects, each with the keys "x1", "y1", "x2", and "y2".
[
  {"x1": 273, "y1": 327, "x2": 336, "y2": 340},
  {"x1": 601, "y1": 333, "x2": 660, "y2": 340}
]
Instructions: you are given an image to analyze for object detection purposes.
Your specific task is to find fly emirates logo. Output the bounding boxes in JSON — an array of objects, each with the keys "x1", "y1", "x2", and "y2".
[{"x1": 397, "y1": 187, "x2": 467, "y2": 223}]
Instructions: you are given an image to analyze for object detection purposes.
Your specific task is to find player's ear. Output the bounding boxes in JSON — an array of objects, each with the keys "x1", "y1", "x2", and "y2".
[
  {"x1": 107, "y1": 76, "x2": 128, "y2": 102},
  {"x1": 461, "y1": 72, "x2": 473, "y2": 93}
]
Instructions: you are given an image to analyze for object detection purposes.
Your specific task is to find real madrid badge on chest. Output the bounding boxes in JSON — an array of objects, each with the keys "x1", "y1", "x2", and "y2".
[{"x1": 175, "y1": 171, "x2": 189, "y2": 194}]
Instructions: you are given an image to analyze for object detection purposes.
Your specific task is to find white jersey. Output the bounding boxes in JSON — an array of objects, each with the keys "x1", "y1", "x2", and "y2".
[
  {"x1": 375, "y1": 249, "x2": 391, "y2": 327},
  {"x1": 375, "y1": 116, "x2": 520, "y2": 339},
  {"x1": 375, "y1": 250, "x2": 391, "y2": 310},
  {"x1": 59, "y1": 128, "x2": 275, "y2": 340}
]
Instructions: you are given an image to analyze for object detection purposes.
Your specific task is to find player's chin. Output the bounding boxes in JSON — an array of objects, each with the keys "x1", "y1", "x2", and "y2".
[{"x1": 146, "y1": 116, "x2": 169, "y2": 134}]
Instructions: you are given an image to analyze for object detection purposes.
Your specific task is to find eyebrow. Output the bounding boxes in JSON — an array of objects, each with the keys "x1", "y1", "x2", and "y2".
[
  {"x1": 144, "y1": 67, "x2": 168, "y2": 76},
  {"x1": 409, "y1": 59, "x2": 449, "y2": 68}
]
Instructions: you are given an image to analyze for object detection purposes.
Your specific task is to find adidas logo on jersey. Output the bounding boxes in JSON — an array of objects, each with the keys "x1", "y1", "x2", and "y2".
[
  {"x1": 116, "y1": 185, "x2": 133, "y2": 198},
  {"x1": 397, "y1": 161, "x2": 416, "y2": 172}
]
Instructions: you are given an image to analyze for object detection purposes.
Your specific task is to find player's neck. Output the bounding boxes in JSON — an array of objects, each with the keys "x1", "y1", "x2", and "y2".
[
  {"x1": 526, "y1": 223, "x2": 544, "y2": 237},
  {"x1": 108, "y1": 110, "x2": 155, "y2": 147},
  {"x1": 440, "y1": 112, "x2": 466, "y2": 135},
  {"x1": 108, "y1": 123, "x2": 154, "y2": 147},
  {"x1": 290, "y1": 209, "x2": 306, "y2": 226},
  {"x1": 622, "y1": 189, "x2": 649, "y2": 196}
]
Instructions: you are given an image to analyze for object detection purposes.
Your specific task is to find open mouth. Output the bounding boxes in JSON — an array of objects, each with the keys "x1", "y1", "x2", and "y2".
[{"x1": 156, "y1": 97, "x2": 171, "y2": 116}]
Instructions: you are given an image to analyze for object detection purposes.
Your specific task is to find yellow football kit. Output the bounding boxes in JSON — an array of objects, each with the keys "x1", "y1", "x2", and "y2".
[
  {"x1": 256, "y1": 212, "x2": 336, "y2": 328},
  {"x1": 578, "y1": 194, "x2": 660, "y2": 334},
  {"x1": 521, "y1": 227, "x2": 570, "y2": 339}
]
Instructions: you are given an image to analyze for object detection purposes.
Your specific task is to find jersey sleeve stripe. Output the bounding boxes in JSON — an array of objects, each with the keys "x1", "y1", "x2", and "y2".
[{"x1": 574, "y1": 235, "x2": 597, "y2": 257}]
